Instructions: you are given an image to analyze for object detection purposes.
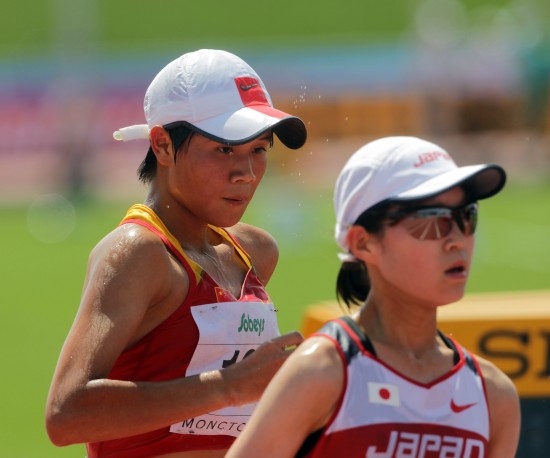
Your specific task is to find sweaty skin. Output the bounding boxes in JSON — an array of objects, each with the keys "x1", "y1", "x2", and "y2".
[{"x1": 45, "y1": 130, "x2": 304, "y2": 456}]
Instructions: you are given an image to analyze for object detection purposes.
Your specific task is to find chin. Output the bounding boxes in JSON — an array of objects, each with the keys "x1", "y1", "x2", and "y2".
[
  {"x1": 439, "y1": 288, "x2": 467, "y2": 306},
  {"x1": 212, "y1": 216, "x2": 242, "y2": 229}
]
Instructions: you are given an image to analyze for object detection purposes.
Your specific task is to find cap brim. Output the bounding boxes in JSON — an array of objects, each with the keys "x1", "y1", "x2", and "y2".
[
  {"x1": 183, "y1": 105, "x2": 307, "y2": 149},
  {"x1": 393, "y1": 164, "x2": 506, "y2": 202}
]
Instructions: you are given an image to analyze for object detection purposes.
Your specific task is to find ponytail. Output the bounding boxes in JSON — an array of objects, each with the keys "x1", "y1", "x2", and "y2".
[{"x1": 336, "y1": 260, "x2": 370, "y2": 309}]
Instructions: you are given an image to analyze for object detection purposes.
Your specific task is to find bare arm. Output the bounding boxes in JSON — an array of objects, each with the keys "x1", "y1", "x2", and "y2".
[
  {"x1": 226, "y1": 337, "x2": 344, "y2": 458},
  {"x1": 45, "y1": 225, "x2": 302, "y2": 446},
  {"x1": 477, "y1": 357, "x2": 521, "y2": 458}
]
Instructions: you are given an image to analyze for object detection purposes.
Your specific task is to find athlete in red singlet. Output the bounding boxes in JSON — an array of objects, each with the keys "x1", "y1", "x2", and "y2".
[
  {"x1": 46, "y1": 49, "x2": 306, "y2": 457},
  {"x1": 227, "y1": 137, "x2": 520, "y2": 458}
]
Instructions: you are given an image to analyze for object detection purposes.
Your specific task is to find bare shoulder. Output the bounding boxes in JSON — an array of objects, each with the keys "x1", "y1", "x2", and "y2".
[
  {"x1": 293, "y1": 335, "x2": 344, "y2": 371},
  {"x1": 226, "y1": 222, "x2": 278, "y2": 258},
  {"x1": 278, "y1": 336, "x2": 344, "y2": 395},
  {"x1": 87, "y1": 223, "x2": 184, "y2": 304},
  {"x1": 93, "y1": 221, "x2": 164, "y2": 254},
  {"x1": 475, "y1": 355, "x2": 521, "y2": 457},
  {"x1": 251, "y1": 335, "x2": 344, "y2": 404},
  {"x1": 226, "y1": 223, "x2": 278, "y2": 284},
  {"x1": 283, "y1": 336, "x2": 345, "y2": 418},
  {"x1": 262, "y1": 336, "x2": 344, "y2": 430},
  {"x1": 475, "y1": 355, "x2": 519, "y2": 406},
  {"x1": 91, "y1": 224, "x2": 163, "y2": 270}
]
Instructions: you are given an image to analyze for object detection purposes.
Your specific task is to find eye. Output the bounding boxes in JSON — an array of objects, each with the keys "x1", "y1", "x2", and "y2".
[
  {"x1": 218, "y1": 146, "x2": 233, "y2": 155},
  {"x1": 253, "y1": 145, "x2": 269, "y2": 154}
]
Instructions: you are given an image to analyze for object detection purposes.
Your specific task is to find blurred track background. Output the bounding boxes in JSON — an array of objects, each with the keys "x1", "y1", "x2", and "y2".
[{"x1": 1, "y1": 1, "x2": 549, "y2": 456}]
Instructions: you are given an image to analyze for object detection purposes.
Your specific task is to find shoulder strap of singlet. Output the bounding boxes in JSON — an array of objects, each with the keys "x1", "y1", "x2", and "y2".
[
  {"x1": 439, "y1": 331, "x2": 478, "y2": 373},
  {"x1": 119, "y1": 204, "x2": 202, "y2": 287},
  {"x1": 314, "y1": 315, "x2": 376, "y2": 363},
  {"x1": 208, "y1": 226, "x2": 252, "y2": 270},
  {"x1": 118, "y1": 204, "x2": 253, "y2": 285},
  {"x1": 338, "y1": 315, "x2": 377, "y2": 355}
]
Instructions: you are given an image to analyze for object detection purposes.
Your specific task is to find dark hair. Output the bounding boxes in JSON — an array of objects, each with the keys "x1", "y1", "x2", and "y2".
[
  {"x1": 336, "y1": 201, "x2": 394, "y2": 309},
  {"x1": 137, "y1": 125, "x2": 193, "y2": 184}
]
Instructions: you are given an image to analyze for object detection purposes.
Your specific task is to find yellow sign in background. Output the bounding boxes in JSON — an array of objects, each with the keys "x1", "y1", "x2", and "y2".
[{"x1": 301, "y1": 290, "x2": 550, "y2": 397}]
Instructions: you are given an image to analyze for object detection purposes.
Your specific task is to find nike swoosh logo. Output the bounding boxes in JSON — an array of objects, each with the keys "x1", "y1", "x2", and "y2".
[
  {"x1": 240, "y1": 83, "x2": 259, "y2": 91},
  {"x1": 450, "y1": 399, "x2": 477, "y2": 413}
]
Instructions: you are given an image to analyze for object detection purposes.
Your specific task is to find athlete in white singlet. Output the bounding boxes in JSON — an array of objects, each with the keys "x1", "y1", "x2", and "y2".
[{"x1": 227, "y1": 137, "x2": 520, "y2": 458}]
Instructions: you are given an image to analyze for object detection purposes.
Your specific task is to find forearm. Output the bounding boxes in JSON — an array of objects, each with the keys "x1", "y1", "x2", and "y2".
[{"x1": 46, "y1": 370, "x2": 234, "y2": 446}]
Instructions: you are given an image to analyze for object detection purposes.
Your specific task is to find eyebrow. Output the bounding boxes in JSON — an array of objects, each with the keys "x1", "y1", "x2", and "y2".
[{"x1": 255, "y1": 132, "x2": 273, "y2": 142}]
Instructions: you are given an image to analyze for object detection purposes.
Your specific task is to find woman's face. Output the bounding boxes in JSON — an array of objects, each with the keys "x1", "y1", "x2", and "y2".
[
  {"x1": 166, "y1": 132, "x2": 270, "y2": 228},
  {"x1": 366, "y1": 187, "x2": 476, "y2": 307}
]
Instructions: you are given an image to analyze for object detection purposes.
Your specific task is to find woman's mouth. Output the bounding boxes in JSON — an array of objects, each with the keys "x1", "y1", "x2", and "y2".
[
  {"x1": 445, "y1": 261, "x2": 467, "y2": 278},
  {"x1": 224, "y1": 196, "x2": 248, "y2": 205}
]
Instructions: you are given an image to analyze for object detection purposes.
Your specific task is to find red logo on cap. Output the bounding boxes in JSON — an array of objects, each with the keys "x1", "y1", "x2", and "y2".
[
  {"x1": 413, "y1": 151, "x2": 452, "y2": 168},
  {"x1": 235, "y1": 77, "x2": 269, "y2": 107}
]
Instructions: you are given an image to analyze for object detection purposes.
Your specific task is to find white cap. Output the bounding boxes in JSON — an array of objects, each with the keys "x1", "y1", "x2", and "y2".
[
  {"x1": 113, "y1": 49, "x2": 307, "y2": 149},
  {"x1": 334, "y1": 136, "x2": 506, "y2": 250}
]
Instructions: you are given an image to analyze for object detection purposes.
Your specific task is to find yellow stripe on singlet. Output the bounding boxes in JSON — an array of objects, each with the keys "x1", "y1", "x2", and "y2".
[
  {"x1": 120, "y1": 204, "x2": 252, "y2": 285},
  {"x1": 208, "y1": 225, "x2": 252, "y2": 270}
]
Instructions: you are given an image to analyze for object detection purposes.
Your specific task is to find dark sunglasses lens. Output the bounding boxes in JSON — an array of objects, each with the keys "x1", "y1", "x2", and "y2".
[
  {"x1": 402, "y1": 204, "x2": 478, "y2": 240},
  {"x1": 403, "y1": 209, "x2": 453, "y2": 240},
  {"x1": 402, "y1": 214, "x2": 453, "y2": 240},
  {"x1": 459, "y1": 204, "x2": 478, "y2": 236}
]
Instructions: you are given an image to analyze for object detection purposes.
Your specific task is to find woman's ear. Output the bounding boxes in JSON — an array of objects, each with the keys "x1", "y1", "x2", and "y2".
[
  {"x1": 346, "y1": 225, "x2": 378, "y2": 263},
  {"x1": 149, "y1": 126, "x2": 173, "y2": 166}
]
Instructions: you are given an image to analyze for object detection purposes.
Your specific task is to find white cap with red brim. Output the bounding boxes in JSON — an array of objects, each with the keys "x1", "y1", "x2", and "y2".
[{"x1": 113, "y1": 49, "x2": 306, "y2": 149}]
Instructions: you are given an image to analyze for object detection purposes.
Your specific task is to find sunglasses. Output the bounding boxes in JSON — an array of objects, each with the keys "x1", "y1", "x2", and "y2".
[{"x1": 382, "y1": 202, "x2": 478, "y2": 240}]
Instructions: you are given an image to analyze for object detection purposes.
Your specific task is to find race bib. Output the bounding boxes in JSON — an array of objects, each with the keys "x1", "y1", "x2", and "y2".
[{"x1": 170, "y1": 300, "x2": 280, "y2": 437}]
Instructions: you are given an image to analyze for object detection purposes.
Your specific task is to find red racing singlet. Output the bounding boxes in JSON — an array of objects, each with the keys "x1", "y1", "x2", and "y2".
[{"x1": 86, "y1": 204, "x2": 280, "y2": 458}]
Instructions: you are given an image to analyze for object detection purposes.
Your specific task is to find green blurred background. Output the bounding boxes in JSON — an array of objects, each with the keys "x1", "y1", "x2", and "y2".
[{"x1": 1, "y1": 1, "x2": 549, "y2": 456}]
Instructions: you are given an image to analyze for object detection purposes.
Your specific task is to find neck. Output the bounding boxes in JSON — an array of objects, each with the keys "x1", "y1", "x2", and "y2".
[
  {"x1": 144, "y1": 191, "x2": 216, "y2": 252},
  {"x1": 358, "y1": 291, "x2": 440, "y2": 357}
]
